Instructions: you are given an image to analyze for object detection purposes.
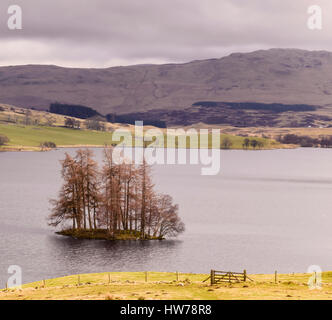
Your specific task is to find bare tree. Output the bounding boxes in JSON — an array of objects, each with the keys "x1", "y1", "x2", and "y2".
[
  {"x1": 152, "y1": 194, "x2": 185, "y2": 238},
  {"x1": 86, "y1": 119, "x2": 106, "y2": 131},
  {"x1": 65, "y1": 117, "x2": 81, "y2": 129},
  {"x1": 75, "y1": 149, "x2": 100, "y2": 230},
  {"x1": 45, "y1": 115, "x2": 56, "y2": 127},
  {"x1": 250, "y1": 139, "x2": 258, "y2": 149},
  {"x1": 242, "y1": 138, "x2": 250, "y2": 149},
  {"x1": 49, "y1": 154, "x2": 81, "y2": 229},
  {"x1": 0, "y1": 134, "x2": 9, "y2": 146},
  {"x1": 221, "y1": 137, "x2": 233, "y2": 149}
]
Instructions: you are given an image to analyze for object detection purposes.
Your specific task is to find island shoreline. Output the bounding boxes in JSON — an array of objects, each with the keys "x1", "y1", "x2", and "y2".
[{"x1": 56, "y1": 229, "x2": 164, "y2": 241}]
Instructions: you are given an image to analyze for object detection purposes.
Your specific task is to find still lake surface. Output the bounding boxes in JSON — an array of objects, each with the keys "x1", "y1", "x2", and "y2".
[{"x1": 0, "y1": 148, "x2": 332, "y2": 286}]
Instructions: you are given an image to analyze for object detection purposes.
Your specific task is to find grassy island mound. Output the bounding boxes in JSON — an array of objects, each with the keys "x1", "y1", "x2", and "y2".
[{"x1": 57, "y1": 229, "x2": 163, "y2": 240}]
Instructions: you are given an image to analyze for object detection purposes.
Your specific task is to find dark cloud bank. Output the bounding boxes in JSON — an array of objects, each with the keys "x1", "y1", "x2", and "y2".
[{"x1": 0, "y1": 0, "x2": 331, "y2": 67}]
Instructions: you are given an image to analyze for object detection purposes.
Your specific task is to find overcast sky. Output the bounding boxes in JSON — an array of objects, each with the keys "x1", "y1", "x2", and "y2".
[{"x1": 0, "y1": 0, "x2": 332, "y2": 68}]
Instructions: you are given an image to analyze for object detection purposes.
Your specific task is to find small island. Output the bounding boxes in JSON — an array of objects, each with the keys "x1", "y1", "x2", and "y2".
[
  {"x1": 57, "y1": 229, "x2": 163, "y2": 240},
  {"x1": 49, "y1": 147, "x2": 185, "y2": 240}
]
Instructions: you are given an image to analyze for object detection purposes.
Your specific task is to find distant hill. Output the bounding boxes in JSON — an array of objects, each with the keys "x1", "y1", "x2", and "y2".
[{"x1": 1, "y1": 48, "x2": 332, "y2": 126}]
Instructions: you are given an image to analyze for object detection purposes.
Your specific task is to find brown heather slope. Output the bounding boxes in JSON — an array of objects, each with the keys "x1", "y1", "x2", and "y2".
[{"x1": 2, "y1": 48, "x2": 332, "y2": 116}]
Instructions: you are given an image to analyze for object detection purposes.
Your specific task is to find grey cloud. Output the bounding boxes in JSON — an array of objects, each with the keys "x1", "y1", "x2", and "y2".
[{"x1": 0, "y1": 0, "x2": 331, "y2": 67}]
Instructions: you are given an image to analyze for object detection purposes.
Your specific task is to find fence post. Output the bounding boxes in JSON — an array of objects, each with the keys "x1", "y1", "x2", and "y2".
[
  {"x1": 145, "y1": 272, "x2": 148, "y2": 282},
  {"x1": 243, "y1": 270, "x2": 247, "y2": 282},
  {"x1": 108, "y1": 273, "x2": 111, "y2": 284},
  {"x1": 275, "y1": 271, "x2": 278, "y2": 284},
  {"x1": 314, "y1": 272, "x2": 317, "y2": 285},
  {"x1": 176, "y1": 271, "x2": 179, "y2": 281},
  {"x1": 43, "y1": 280, "x2": 46, "y2": 288},
  {"x1": 78, "y1": 275, "x2": 80, "y2": 286},
  {"x1": 210, "y1": 270, "x2": 215, "y2": 286}
]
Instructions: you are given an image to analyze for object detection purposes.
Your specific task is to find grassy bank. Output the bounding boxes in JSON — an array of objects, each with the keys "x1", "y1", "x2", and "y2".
[
  {"x1": 1, "y1": 271, "x2": 331, "y2": 300},
  {"x1": 192, "y1": 124, "x2": 332, "y2": 141},
  {"x1": 0, "y1": 123, "x2": 286, "y2": 152},
  {"x1": 57, "y1": 229, "x2": 163, "y2": 240}
]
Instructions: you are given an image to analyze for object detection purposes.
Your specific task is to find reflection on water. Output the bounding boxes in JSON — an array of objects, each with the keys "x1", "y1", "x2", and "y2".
[
  {"x1": 222, "y1": 175, "x2": 332, "y2": 185},
  {"x1": 48, "y1": 235, "x2": 182, "y2": 271},
  {"x1": 0, "y1": 148, "x2": 332, "y2": 286}
]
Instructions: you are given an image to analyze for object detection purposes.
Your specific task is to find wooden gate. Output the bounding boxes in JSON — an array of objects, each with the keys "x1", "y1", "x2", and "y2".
[{"x1": 204, "y1": 270, "x2": 253, "y2": 285}]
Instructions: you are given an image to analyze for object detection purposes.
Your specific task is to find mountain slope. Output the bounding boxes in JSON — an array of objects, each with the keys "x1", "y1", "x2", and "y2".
[{"x1": 1, "y1": 48, "x2": 332, "y2": 115}]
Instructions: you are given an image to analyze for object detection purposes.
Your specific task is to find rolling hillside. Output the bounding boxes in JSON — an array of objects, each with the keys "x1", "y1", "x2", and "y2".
[
  {"x1": 1, "y1": 49, "x2": 332, "y2": 117},
  {"x1": 0, "y1": 104, "x2": 285, "y2": 151}
]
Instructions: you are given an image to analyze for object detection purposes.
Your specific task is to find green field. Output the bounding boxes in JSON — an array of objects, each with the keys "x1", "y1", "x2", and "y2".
[
  {"x1": 0, "y1": 123, "x2": 286, "y2": 151},
  {"x1": 1, "y1": 271, "x2": 331, "y2": 300},
  {"x1": 0, "y1": 123, "x2": 115, "y2": 150}
]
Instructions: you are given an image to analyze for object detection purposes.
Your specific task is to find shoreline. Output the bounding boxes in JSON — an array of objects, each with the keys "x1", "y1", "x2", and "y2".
[
  {"x1": 0, "y1": 143, "x2": 297, "y2": 152},
  {"x1": 56, "y1": 229, "x2": 164, "y2": 241},
  {"x1": 0, "y1": 122, "x2": 296, "y2": 152}
]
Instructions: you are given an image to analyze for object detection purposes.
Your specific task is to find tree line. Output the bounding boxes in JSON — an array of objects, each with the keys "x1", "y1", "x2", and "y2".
[
  {"x1": 277, "y1": 134, "x2": 332, "y2": 148},
  {"x1": 48, "y1": 147, "x2": 185, "y2": 239},
  {"x1": 192, "y1": 101, "x2": 317, "y2": 113},
  {"x1": 220, "y1": 137, "x2": 265, "y2": 149},
  {"x1": 50, "y1": 103, "x2": 100, "y2": 119},
  {"x1": 242, "y1": 138, "x2": 265, "y2": 149},
  {"x1": 106, "y1": 113, "x2": 167, "y2": 128},
  {"x1": 47, "y1": 103, "x2": 167, "y2": 128}
]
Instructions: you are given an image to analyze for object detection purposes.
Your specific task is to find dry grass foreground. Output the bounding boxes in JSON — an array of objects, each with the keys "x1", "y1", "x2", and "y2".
[{"x1": 1, "y1": 271, "x2": 332, "y2": 300}]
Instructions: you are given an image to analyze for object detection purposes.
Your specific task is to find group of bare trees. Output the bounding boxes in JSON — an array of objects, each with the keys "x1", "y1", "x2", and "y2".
[
  {"x1": 49, "y1": 147, "x2": 184, "y2": 239},
  {"x1": 277, "y1": 134, "x2": 332, "y2": 148},
  {"x1": 64, "y1": 117, "x2": 81, "y2": 129},
  {"x1": 0, "y1": 134, "x2": 9, "y2": 146},
  {"x1": 242, "y1": 138, "x2": 264, "y2": 149}
]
